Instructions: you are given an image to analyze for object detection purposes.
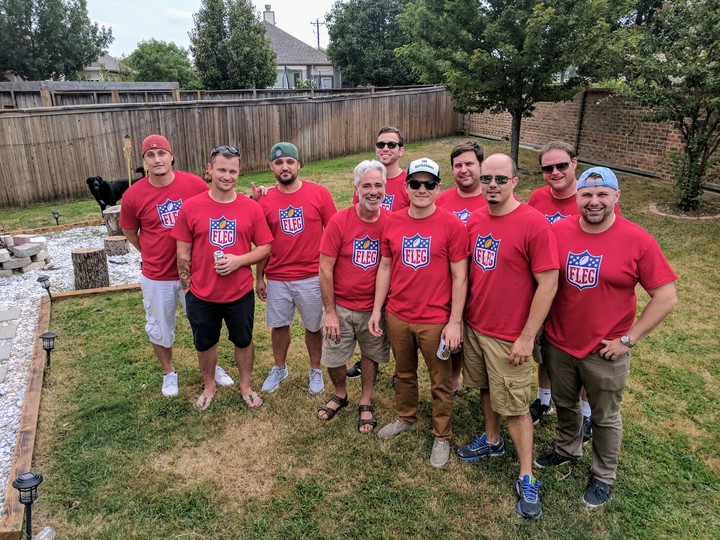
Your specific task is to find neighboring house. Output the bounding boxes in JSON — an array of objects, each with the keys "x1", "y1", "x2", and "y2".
[
  {"x1": 262, "y1": 5, "x2": 341, "y2": 89},
  {"x1": 80, "y1": 53, "x2": 128, "y2": 82}
]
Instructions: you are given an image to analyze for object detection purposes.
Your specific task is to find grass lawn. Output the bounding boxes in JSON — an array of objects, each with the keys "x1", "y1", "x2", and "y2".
[{"x1": 7, "y1": 136, "x2": 719, "y2": 538}]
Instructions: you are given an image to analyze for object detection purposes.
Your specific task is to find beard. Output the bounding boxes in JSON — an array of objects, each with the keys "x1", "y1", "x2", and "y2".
[{"x1": 277, "y1": 173, "x2": 298, "y2": 185}]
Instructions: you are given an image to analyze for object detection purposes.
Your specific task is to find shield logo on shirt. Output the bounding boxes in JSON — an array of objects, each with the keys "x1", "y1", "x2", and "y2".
[
  {"x1": 156, "y1": 199, "x2": 182, "y2": 228},
  {"x1": 279, "y1": 205, "x2": 304, "y2": 236},
  {"x1": 566, "y1": 250, "x2": 602, "y2": 290},
  {"x1": 209, "y1": 216, "x2": 236, "y2": 248},
  {"x1": 402, "y1": 233, "x2": 431, "y2": 270},
  {"x1": 352, "y1": 235, "x2": 379, "y2": 270},
  {"x1": 474, "y1": 233, "x2": 500, "y2": 271},
  {"x1": 453, "y1": 209, "x2": 472, "y2": 223},
  {"x1": 381, "y1": 194, "x2": 395, "y2": 211},
  {"x1": 545, "y1": 211, "x2": 570, "y2": 224}
]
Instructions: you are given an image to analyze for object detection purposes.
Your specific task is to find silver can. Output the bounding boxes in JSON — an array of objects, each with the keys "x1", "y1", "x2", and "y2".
[{"x1": 213, "y1": 250, "x2": 224, "y2": 261}]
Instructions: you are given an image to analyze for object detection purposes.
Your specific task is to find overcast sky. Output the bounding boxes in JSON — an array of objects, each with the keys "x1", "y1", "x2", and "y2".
[{"x1": 86, "y1": 0, "x2": 337, "y2": 58}]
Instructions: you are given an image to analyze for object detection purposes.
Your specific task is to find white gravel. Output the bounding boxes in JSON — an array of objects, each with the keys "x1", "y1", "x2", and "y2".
[{"x1": 0, "y1": 225, "x2": 141, "y2": 508}]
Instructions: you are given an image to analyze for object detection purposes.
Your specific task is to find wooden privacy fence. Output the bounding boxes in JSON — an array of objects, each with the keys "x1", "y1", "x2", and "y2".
[{"x1": 0, "y1": 86, "x2": 458, "y2": 208}]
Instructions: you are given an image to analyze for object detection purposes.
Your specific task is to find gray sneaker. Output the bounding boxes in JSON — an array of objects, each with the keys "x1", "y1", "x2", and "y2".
[
  {"x1": 214, "y1": 365, "x2": 235, "y2": 387},
  {"x1": 308, "y1": 368, "x2": 325, "y2": 395},
  {"x1": 430, "y1": 439, "x2": 450, "y2": 468},
  {"x1": 262, "y1": 365, "x2": 289, "y2": 393},
  {"x1": 161, "y1": 372, "x2": 178, "y2": 397},
  {"x1": 377, "y1": 419, "x2": 416, "y2": 439}
]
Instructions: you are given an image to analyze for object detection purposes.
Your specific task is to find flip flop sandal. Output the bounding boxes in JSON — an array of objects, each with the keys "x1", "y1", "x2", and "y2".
[
  {"x1": 194, "y1": 393, "x2": 213, "y2": 411},
  {"x1": 317, "y1": 394, "x2": 349, "y2": 420},
  {"x1": 357, "y1": 404, "x2": 377, "y2": 434},
  {"x1": 242, "y1": 392, "x2": 263, "y2": 409}
]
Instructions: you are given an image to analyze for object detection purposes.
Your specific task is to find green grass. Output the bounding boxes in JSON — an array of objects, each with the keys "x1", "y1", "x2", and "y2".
[{"x1": 11, "y1": 137, "x2": 720, "y2": 538}]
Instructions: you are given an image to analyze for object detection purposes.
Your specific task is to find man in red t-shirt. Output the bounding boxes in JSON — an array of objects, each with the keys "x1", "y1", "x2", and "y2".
[
  {"x1": 436, "y1": 141, "x2": 488, "y2": 394},
  {"x1": 369, "y1": 157, "x2": 468, "y2": 469},
  {"x1": 535, "y1": 166, "x2": 677, "y2": 509},
  {"x1": 173, "y1": 146, "x2": 273, "y2": 411},
  {"x1": 459, "y1": 153, "x2": 559, "y2": 519},
  {"x1": 318, "y1": 160, "x2": 391, "y2": 433},
  {"x1": 256, "y1": 142, "x2": 337, "y2": 395},
  {"x1": 119, "y1": 134, "x2": 212, "y2": 398}
]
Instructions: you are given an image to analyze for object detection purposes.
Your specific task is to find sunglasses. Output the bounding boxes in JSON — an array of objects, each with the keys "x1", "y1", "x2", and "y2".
[
  {"x1": 211, "y1": 145, "x2": 240, "y2": 157},
  {"x1": 479, "y1": 175, "x2": 510, "y2": 185},
  {"x1": 376, "y1": 141, "x2": 402, "y2": 149},
  {"x1": 540, "y1": 162, "x2": 570, "y2": 173},
  {"x1": 407, "y1": 179, "x2": 440, "y2": 190}
]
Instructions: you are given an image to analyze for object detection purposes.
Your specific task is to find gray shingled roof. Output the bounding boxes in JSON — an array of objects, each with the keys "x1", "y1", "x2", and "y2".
[
  {"x1": 87, "y1": 53, "x2": 123, "y2": 72},
  {"x1": 262, "y1": 21, "x2": 331, "y2": 65}
]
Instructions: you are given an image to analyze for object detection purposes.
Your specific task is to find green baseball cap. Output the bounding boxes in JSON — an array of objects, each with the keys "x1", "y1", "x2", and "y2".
[{"x1": 269, "y1": 142, "x2": 300, "y2": 162}]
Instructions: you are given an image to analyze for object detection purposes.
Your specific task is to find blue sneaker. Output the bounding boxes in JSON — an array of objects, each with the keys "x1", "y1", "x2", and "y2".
[
  {"x1": 456, "y1": 433, "x2": 505, "y2": 461},
  {"x1": 515, "y1": 475, "x2": 545, "y2": 519}
]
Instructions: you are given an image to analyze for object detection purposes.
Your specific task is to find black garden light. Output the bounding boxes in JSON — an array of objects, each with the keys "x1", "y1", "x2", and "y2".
[
  {"x1": 40, "y1": 332, "x2": 57, "y2": 368},
  {"x1": 36, "y1": 275, "x2": 52, "y2": 300},
  {"x1": 12, "y1": 471, "x2": 43, "y2": 540},
  {"x1": 51, "y1": 210, "x2": 60, "y2": 225}
]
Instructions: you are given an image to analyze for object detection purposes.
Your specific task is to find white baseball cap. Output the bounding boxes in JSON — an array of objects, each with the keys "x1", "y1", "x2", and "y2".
[{"x1": 407, "y1": 157, "x2": 441, "y2": 182}]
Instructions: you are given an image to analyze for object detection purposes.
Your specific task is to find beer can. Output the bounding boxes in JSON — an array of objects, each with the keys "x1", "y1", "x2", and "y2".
[{"x1": 213, "y1": 250, "x2": 224, "y2": 261}]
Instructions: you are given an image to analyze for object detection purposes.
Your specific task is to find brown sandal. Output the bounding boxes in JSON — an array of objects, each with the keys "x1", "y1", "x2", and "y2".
[
  {"x1": 317, "y1": 394, "x2": 349, "y2": 420},
  {"x1": 357, "y1": 404, "x2": 377, "y2": 434}
]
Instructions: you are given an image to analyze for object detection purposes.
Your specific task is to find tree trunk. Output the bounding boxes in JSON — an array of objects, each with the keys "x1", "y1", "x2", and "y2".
[
  {"x1": 104, "y1": 236, "x2": 130, "y2": 256},
  {"x1": 509, "y1": 110, "x2": 523, "y2": 166},
  {"x1": 103, "y1": 205, "x2": 122, "y2": 236},
  {"x1": 72, "y1": 248, "x2": 110, "y2": 290}
]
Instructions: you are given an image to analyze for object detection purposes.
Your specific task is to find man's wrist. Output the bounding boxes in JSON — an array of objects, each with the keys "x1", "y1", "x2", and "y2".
[{"x1": 620, "y1": 335, "x2": 635, "y2": 348}]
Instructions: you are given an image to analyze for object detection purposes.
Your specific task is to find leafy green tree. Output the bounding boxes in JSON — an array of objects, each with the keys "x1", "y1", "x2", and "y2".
[
  {"x1": 325, "y1": 0, "x2": 420, "y2": 87},
  {"x1": 126, "y1": 39, "x2": 202, "y2": 90},
  {"x1": 189, "y1": 0, "x2": 275, "y2": 90},
  {"x1": 624, "y1": 0, "x2": 720, "y2": 211},
  {"x1": 0, "y1": 0, "x2": 112, "y2": 80},
  {"x1": 398, "y1": 0, "x2": 628, "y2": 163}
]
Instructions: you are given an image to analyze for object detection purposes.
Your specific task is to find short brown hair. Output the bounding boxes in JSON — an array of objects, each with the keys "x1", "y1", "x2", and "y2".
[
  {"x1": 538, "y1": 140, "x2": 576, "y2": 164},
  {"x1": 378, "y1": 126, "x2": 404, "y2": 146},
  {"x1": 450, "y1": 141, "x2": 484, "y2": 167}
]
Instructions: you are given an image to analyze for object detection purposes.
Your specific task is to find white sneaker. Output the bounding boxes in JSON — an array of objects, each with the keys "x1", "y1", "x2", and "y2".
[
  {"x1": 161, "y1": 372, "x2": 178, "y2": 397},
  {"x1": 262, "y1": 365, "x2": 289, "y2": 393},
  {"x1": 214, "y1": 365, "x2": 235, "y2": 387},
  {"x1": 430, "y1": 439, "x2": 450, "y2": 468},
  {"x1": 308, "y1": 368, "x2": 325, "y2": 395}
]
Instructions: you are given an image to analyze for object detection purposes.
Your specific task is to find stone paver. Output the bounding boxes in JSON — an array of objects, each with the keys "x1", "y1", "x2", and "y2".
[
  {"x1": 0, "y1": 324, "x2": 18, "y2": 340},
  {"x1": 0, "y1": 342, "x2": 10, "y2": 361},
  {"x1": 0, "y1": 308, "x2": 20, "y2": 322}
]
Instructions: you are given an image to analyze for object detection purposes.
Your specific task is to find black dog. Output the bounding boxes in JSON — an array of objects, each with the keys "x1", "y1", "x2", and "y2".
[{"x1": 86, "y1": 167, "x2": 144, "y2": 213}]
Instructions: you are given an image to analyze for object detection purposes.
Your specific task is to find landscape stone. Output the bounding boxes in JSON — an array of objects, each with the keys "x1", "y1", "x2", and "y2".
[
  {"x1": 0, "y1": 308, "x2": 20, "y2": 322},
  {"x1": 0, "y1": 269, "x2": 12, "y2": 277},
  {"x1": 0, "y1": 249, "x2": 9, "y2": 263},
  {"x1": 29, "y1": 236, "x2": 48, "y2": 250},
  {"x1": 0, "y1": 324, "x2": 18, "y2": 340},
  {"x1": 0, "y1": 342, "x2": 11, "y2": 361},
  {"x1": 0, "y1": 235, "x2": 13, "y2": 247},
  {"x1": 10, "y1": 243, "x2": 41, "y2": 258},
  {"x1": 31, "y1": 250, "x2": 49, "y2": 262},
  {"x1": 0, "y1": 365, "x2": 7, "y2": 383},
  {"x1": 19, "y1": 262, "x2": 46, "y2": 273},
  {"x1": 1, "y1": 257, "x2": 31, "y2": 270},
  {"x1": 12, "y1": 234, "x2": 33, "y2": 245}
]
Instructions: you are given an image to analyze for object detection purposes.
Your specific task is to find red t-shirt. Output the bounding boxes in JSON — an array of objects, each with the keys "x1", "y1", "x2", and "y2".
[
  {"x1": 352, "y1": 171, "x2": 409, "y2": 212},
  {"x1": 545, "y1": 215, "x2": 677, "y2": 358},
  {"x1": 172, "y1": 192, "x2": 273, "y2": 303},
  {"x1": 436, "y1": 186, "x2": 488, "y2": 224},
  {"x1": 527, "y1": 185, "x2": 620, "y2": 224},
  {"x1": 382, "y1": 207, "x2": 469, "y2": 324},
  {"x1": 119, "y1": 171, "x2": 208, "y2": 280},
  {"x1": 465, "y1": 204, "x2": 559, "y2": 341},
  {"x1": 320, "y1": 206, "x2": 390, "y2": 311},
  {"x1": 258, "y1": 180, "x2": 337, "y2": 281}
]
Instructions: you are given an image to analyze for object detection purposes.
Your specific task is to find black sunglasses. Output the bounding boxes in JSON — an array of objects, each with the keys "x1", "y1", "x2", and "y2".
[
  {"x1": 479, "y1": 175, "x2": 511, "y2": 185},
  {"x1": 540, "y1": 162, "x2": 570, "y2": 173},
  {"x1": 376, "y1": 141, "x2": 402, "y2": 149},
  {"x1": 211, "y1": 145, "x2": 240, "y2": 157},
  {"x1": 407, "y1": 179, "x2": 440, "y2": 190}
]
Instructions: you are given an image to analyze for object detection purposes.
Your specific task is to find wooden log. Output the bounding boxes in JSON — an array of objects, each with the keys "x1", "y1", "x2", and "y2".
[
  {"x1": 104, "y1": 236, "x2": 129, "y2": 256},
  {"x1": 102, "y1": 205, "x2": 122, "y2": 236},
  {"x1": 71, "y1": 247, "x2": 109, "y2": 290}
]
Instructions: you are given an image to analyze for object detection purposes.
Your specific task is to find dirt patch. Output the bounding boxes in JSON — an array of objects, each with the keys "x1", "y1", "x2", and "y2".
[{"x1": 649, "y1": 201, "x2": 720, "y2": 220}]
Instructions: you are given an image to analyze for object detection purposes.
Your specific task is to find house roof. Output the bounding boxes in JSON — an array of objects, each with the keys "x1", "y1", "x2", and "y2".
[
  {"x1": 262, "y1": 21, "x2": 331, "y2": 66},
  {"x1": 86, "y1": 53, "x2": 123, "y2": 73}
]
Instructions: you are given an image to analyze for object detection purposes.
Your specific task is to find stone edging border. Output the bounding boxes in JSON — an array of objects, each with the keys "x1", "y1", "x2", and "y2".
[
  {"x1": 5, "y1": 219, "x2": 104, "y2": 236},
  {"x1": 648, "y1": 204, "x2": 720, "y2": 220}
]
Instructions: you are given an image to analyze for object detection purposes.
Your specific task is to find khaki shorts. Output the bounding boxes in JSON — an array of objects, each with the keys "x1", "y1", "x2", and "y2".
[
  {"x1": 266, "y1": 276, "x2": 323, "y2": 331},
  {"x1": 322, "y1": 305, "x2": 390, "y2": 368},
  {"x1": 462, "y1": 325, "x2": 532, "y2": 417}
]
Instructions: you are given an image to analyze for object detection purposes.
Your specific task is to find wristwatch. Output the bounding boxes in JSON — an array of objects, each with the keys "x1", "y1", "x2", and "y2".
[{"x1": 620, "y1": 335, "x2": 635, "y2": 348}]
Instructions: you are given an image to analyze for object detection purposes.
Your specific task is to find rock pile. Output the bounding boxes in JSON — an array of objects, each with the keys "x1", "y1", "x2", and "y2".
[{"x1": 0, "y1": 235, "x2": 52, "y2": 277}]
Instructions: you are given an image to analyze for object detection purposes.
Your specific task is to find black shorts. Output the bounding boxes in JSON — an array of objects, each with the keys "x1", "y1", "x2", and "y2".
[{"x1": 186, "y1": 290, "x2": 255, "y2": 352}]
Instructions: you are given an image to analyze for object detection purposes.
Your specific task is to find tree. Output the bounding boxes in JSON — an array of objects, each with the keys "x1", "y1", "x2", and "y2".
[
  {"x1": 126, "y1": 39, "x2": 202, "y2": 90},
  {"x1": 325, "y1": 0, "x2": 420, "y2": 87},
  {"x1": 0, "y1": 0, "x2": 112, "y2": 80},
  {"x1": 189, "y1": 0, "x2": 276, "y2": 90},
  {"x1": 398, "y1": 0, "x2": 628, "y2": 163},
  {"x1": 623, "y1": 0, "x2": 720, "y2": 211}
]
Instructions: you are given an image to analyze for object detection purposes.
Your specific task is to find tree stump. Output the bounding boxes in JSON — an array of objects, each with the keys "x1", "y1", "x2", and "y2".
[
  {"x1": 103, "y1": 205, "x2": 122, "y2": 236},
  {"x1": 104, "y1": 236, "x2": 130, "y2": 256},
  {"x1": 72, "y1": 248, "x2": 110, "y2": 290}
]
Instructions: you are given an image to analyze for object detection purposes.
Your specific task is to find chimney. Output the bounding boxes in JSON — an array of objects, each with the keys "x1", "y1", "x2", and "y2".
[{"x1": 263, "y1": 5, "x2": 275, "y2": 25}]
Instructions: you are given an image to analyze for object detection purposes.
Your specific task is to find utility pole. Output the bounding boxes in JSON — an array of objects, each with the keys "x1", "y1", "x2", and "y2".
[{"x1": 311, "y1": 18, "x2": 326, "y2": 50}]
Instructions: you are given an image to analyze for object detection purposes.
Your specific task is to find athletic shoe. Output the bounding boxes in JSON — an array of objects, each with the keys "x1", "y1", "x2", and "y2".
[
  {"x1": 214, "y1": 365, "x2": 235, "y2": 387},
  {"x1": 161, "y1": 372, "x2": 178, "y2": 398},
  {"x1": 534, "y1": 450, "x2": 578, "y2": 469},
  {"x1": 346, "y1": 360, "x2": 362, "y2": 379},
  {"x1": 308, "y1": 368, "x2": 325, "y2": 395},
  {"x1": 430, "y1": 439, "x2": 450, "y2": 468},
  {"x1": 529, "y1": 398, "x2": 554, "y2": 425},
  {"x1": 377, "y1": 419, "x2": 416, "y2": 439},
  {"x1": 583, "y1": 477, "x2": 612, "y2": 508},
  {"x1": 456, "y1": 433, "x2": 505, "y2": 461},
  {"x1": 515, "y1": 475, "x2": 545, "y2": 519},
  {"x1": 582, "y1": 416, "x2": 593, "y2": 445},
  {"x1": 261, "y1": 365, "x2": 289, "y2": 393}
]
